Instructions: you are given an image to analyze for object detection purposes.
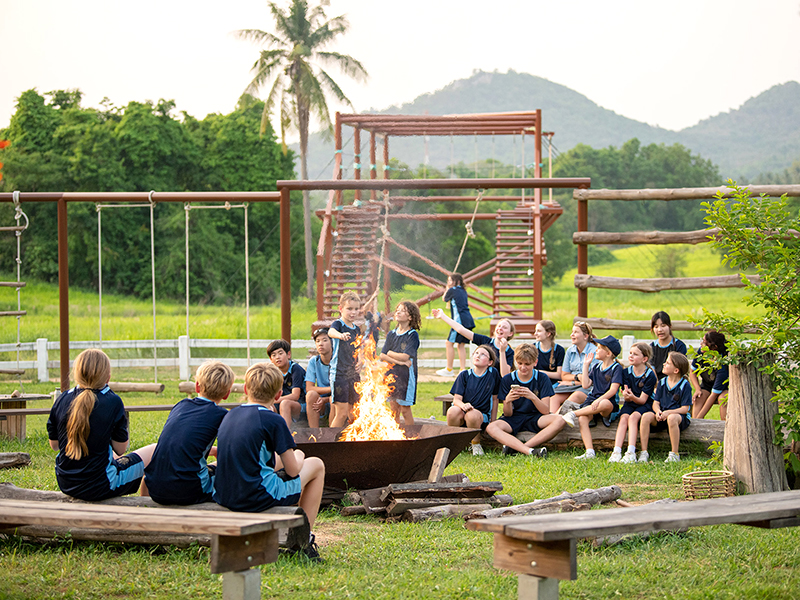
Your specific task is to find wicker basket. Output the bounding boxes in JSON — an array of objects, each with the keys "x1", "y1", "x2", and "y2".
[{"x1": 682, "y1": 470, "x2": 735, "y2": 500}]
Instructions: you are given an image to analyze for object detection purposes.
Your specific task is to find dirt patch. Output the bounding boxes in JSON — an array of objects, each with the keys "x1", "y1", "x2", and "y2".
[{"x1": 314, "y1": 519, "x2": 381, "y2": 546}]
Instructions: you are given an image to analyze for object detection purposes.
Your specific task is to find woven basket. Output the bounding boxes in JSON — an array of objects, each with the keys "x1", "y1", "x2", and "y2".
[{"x1": 682, "y1": 470, "x2": 735, "y2": 500}]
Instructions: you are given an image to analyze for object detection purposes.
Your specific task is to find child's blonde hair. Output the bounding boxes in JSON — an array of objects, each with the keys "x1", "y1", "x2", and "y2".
[
  {"x1": 496, "y1": 318, "x2": 516, "y2": 341},
  {"x1": 66, "y1": 349, "x2": 112, "y2": 460},
  {"x1": 244, "y1": 362, "x2": 283, "y2": 404},
  {"x1": 339, "y1": 291, "x2": 361, "y2": 308},
  {"x1": 631, "y1": 342, "x2": 652, "y2": 366},
  {"x1": 514, "y1": 343, "x2": 539, "y2": 365},
  {"x1": 668, "y1": 351, "x2": 690, "y2": 378},
  {"x1": 195, "y1": 360, "x2": 235, "y2": 400}
]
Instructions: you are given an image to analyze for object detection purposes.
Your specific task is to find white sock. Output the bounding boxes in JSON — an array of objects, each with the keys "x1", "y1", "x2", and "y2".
[
  {"x1": 628, "y1": 445, "x2": 637, "y2": 454},
  {"x1": 613, "y1": 446, "x2": 622, "y2": 454}
]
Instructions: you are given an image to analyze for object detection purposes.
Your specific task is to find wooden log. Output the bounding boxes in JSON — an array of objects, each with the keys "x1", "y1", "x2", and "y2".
[
  {"x1": 577, "y1": 317, "x2": 703, "y2": 332},
  {"x1": 402, "y1": 503, "x2": 493, "y2": 522},
  {"x1": 0, "y1": 368, "x2": 25, "y2": 375},
  {"x1": 724, "y1": 360, "x2": 789, "y2": 494},
  {"x1": 178, "y1": 382, "x2": 245, "y2": 395},
  {"x1": 573, "y1": 274, "x2": 759, "y2": 292},
  {"x1": 573, "y1": 185, "x2": 800, "y2": 201},
  {"x1": 572, "y1": 229, "x2": 720, "y2": 245},
  {"x1": 340, "y1": 505, "x2": 368, "y2": 517},
  {"x1": 427, "y1": 448, "x2": 450, "y2": 483},
  {"x1": 386, "y1": 497, "x2": 494, "y2": 516},
  {"x1": 467, "y1": 499, "x2": 585, "y2": 521},
  {"x1": 380, "y1": 482, "x2": 503, "y2": 502},
  {"x1": 0, "y1": 452, "x2": 31, "y2": 469},
  {"x1": 474, "y1": 486, "x2": 622, "y2": 520},
  {"x1": 109, "y1": 382, "x2": 165, "y2": 394}
]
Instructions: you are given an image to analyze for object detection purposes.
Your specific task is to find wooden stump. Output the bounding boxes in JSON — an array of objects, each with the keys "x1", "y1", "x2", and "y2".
[{"x1": 724, "y1": 361, "x2": 789, "y2": 493}]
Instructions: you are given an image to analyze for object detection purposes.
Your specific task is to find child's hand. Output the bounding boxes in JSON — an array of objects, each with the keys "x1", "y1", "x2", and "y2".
[
  {"x1": 692, "y1": 389, "x2": 702, "y2": 403},
  {"x1": 431, "y1": 308, "x2": 443, "y2": 319},
  {"x1": 342, "y1": 332, "x2": 352, "y2": 341},
  {"x1": 584, "y1": 352, "x2": 595, "y2": 365},
  {"x1": 496, "y1": 337, "x2": 508, "y2": 351}
]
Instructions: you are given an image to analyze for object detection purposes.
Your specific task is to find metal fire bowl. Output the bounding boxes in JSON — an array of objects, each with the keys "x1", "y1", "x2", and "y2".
[{"x1": 293, "y1": 424, "x2": 480, "y2": 490}]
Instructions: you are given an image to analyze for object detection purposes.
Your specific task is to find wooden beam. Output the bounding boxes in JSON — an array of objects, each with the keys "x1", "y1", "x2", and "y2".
[
  {"x1": 575, "y1": 317, "x2": 703, "y2": 331},
  {"x1": 573, "y1": 274, "x2": 759, "y2": 292},
  {"x1": 574, "y1": 185, "x2": 800, "y2": 201},
  {"x1": 573, "y1": 229, "x2": 719, "y2": 245}
]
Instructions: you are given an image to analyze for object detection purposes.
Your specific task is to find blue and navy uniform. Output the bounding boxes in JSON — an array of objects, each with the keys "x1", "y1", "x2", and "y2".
[
  {"x1": 382, "y1": 328, "x2": 420, "y2": 407},
  {"x1": 46, "y1": 386, "x2": 144, "y2": 501},
  {"x1": 472, "y1": 332, "x2": 515, "y2": 371},
  {"x1": 580, "y1": 361, "x2": 624, "y2": 413},
  {"x1": 305, "y1": 354, "x2": 331, "y2": 397},
  {"x1": 498, "y1": 370, "x2": 555, "y2": 434},
  {"x1": 535, "y1": 342, "x2": 565, "y2": 376},
  {"x1": 620, "y1": 366, "x2": 658, "y2": 416},
  {"x1": 650, "y1": 337, "x2": 688, "y2": 380},
  {"x1": 329, "y1": 318, "x2": 361, "y2": 404},
  {"x1": 692, "y1": 351, "x2": 730, "y2": 395},
  {"x1": 444, "y1": 286, "x2": 475, "y2": 344},
  {"x1": 213, "y1": 404, "x2": 301, "y2": 512},
  {"x1": 450, "y1": 366, "x2": 501, "y2": 424},
  {"x1": 281, "y1": 360, "x2": 306, "y2": 405},
  {"x1": 652, "y1": 376, "x2": 693, "y2": 431},
  {"x1": 553, "y1": 342, "x2": 599, "y2": 394},
  {"x1": 144, "y1": 397, "x2": 227, "y2": 505}
]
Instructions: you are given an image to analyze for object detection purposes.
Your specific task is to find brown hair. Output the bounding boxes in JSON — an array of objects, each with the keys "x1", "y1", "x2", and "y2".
[
  {"x1": 397, "y1": 300, "x2": 422, "y2": 331},
  {"x1": 538, "y1": 320, "x2": 557, "y2": 369},
  {"x1": 449, "y1": 273, "x2": 465, "y2": 288},
  {"x1": 573, "y1": 320, "x2": 594, "y2": 339},
  {"x1": 667, "y1": 351, "x2": 690, "y2": 378},
  {"x1": 195, "y1": 360, "x2": 235, "y2": 401},
  {"x1": 514, "y1": 343, "x2": 539, "y2": 366},
  {"x1": 339, "y1": 291, "x2": 361, "y2": 308},
  {"x1": 476, "y1": 344, "x2": 497, "y2": 367},
  {"x1": 244, "y1": 362, "x2": 283, "y2": 404},
  {"x1": 631, "y1": 342, "x2": 652, "y2": 366},
  {"x1": 65, "y1": 349, "x2": 111, "y2": 460}
]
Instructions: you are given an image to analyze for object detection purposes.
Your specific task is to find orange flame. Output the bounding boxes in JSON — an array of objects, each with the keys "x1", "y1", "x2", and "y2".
[{"x1": 338, "y1": 334, "x2": 411, "y2": 442}]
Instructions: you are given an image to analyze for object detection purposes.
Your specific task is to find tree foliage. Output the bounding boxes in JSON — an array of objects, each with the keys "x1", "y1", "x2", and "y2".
[
  {"x1": 0, "y1": 89, "x2": 298, "y2": 305},
  {"x1": 699, "y1": 183, "x2": 800, "y2": 471}
]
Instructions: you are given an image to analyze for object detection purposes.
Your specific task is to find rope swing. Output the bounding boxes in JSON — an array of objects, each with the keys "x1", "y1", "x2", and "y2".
[
  {"x1": 452, "y1": 189, "x2": 485, "y2": 274},
  {"x1": 12, "y1": 191, "x2": 29, "y2": 390}
]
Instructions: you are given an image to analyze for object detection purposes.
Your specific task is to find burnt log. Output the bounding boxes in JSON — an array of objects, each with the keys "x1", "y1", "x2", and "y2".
[{"x1": 472, "y1": 486, "x2": 622, "y2": 519}]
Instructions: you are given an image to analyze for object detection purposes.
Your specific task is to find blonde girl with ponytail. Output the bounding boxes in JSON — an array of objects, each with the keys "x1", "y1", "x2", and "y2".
[{"x1": 47, "y1": 349, "x2": 156, "y2": 500}]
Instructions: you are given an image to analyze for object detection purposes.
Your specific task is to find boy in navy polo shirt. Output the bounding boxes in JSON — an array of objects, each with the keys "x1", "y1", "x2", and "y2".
[
  {"x1": 328, "y1": 291, "x2": 363, "y2": 427},
  {"x1": 446, "y1": 344, "x2": 501, "y2": 456},
  {"x1": 268, "y1": 339, "x2": 307, "y2": 429},
  {"x1": 214, "y1": 362, "x2": 326, "y2": 561},
  {"x1": 486, "y1": 344, "x2": 565, "y2": 457},
  {"x1": 144, "y1": 360, "x2": 234, "y2": 505}
]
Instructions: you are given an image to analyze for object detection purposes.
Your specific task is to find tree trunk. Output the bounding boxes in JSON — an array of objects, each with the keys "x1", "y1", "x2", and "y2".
[
  {"x1": 298, "y1": 101, "x2": 314, "y2": 298},
  {"x1": 724, "y1": 360, "x2": 789, "y2": 493}
]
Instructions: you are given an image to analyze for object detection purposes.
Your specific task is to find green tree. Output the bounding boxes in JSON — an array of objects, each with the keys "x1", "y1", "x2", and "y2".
[{"x1": 236, "y1": 0, "x2": 368, "y2": 298}]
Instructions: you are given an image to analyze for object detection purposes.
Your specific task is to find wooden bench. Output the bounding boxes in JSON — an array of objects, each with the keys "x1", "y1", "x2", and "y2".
[
  {"x1": 466, "y1": 489, "x2": 800, "y2": 600},
  {"x1": 0, "y1": 498, "x2": 304, "y2": 600},
  {"x1": 434, "y1": 394, "x2": 725, "y2": 447}
]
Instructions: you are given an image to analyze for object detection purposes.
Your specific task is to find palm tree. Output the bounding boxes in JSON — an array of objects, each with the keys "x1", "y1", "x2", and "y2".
[{"x1": 237, "y1": 0, "x2": 368, "y2": 298}]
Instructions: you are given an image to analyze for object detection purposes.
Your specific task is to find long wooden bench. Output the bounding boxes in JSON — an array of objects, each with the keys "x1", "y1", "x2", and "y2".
[
  {"x1": 466, "y1": 489, "x2": 800, "y2": 600},
  {"x1": 434, "y1": 394, "x2": 725, "y2": 447},
  {"x1": 0, "y1": 498, "x2": 304, "y2": 600}
]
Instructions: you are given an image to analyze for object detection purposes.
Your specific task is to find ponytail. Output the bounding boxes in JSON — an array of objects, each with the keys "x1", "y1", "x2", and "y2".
[{"x1": 64, "y1": 348, "x2": 111, "y2": 460}]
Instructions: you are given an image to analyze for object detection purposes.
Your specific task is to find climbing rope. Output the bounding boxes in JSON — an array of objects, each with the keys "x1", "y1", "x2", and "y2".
[
  {"x1": 452, "y1": 189, "x2": 485, "y2": 274},
  {"x1": 12, "y1": 191, "x2": 28, "y2": 390},
  {"x1": 362, "y1": 191, "x2": 392, "y2": 312}
]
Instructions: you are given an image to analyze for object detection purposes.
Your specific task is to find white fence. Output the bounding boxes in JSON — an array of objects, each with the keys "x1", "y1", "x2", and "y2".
[{"x1": 0, "y1": 335, "x2": 702, "y2": 383}]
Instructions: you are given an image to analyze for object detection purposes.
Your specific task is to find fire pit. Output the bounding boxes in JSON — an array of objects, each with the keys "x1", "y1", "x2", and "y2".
[{"x1": 294, "y1": 424, "x2": 480, "y2": 490}]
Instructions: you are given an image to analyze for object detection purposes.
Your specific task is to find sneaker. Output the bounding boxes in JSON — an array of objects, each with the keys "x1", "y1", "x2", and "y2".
[
  {"x1": 501, "y1": 445, "x2": 520, "y2": 456},
  {"x1": 562, "y1": 411, "x2": 577, "y2": 428},
  {"x1": 637, "y1": 450, "x2": 650, "y2": 463},
  {"x1": 574, "y1": 450, "x2": 596, "y2": 460},
  {"x1": 435, "y1": 367, "x2": 456, "y2": 377},
  {"x1": 665, "y1": 452, "x2": 681, "y2": 463},
  {"x1": 471, "y1": 443, "x2": 485, "y2": 456},
  {"x1": 588, "y1": 414, "x2": 598, "y2": 428},
  {"x1": 608, "y1": 450, "x2": 622, "y2": 463},
  {"x1": 283, "y1": 533, "x2": 323, "y2": 563},
  {"x1": 602, "y1": 415, "x2": 612, "y2": 428},
  {"x1": 531, "y1": 447, "x2": 548, "y2": 459},
  {"x1": 621, "y1": 451, "x2": 637, "y2": 464}
]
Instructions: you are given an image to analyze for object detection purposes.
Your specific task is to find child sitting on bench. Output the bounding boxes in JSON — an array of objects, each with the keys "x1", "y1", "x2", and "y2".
[
  {"x1": 47, "y1": 348, "x2": 156, "y2": 501},
  {"x1": 144, "y1": 360, "x2": 234, "y2": 504},
  {"x1": 486, "y1": 343, "x2": 565, "y2": 458},
  {"x1": 214, "y1": 362, "x2": 326, "y2": 561}
]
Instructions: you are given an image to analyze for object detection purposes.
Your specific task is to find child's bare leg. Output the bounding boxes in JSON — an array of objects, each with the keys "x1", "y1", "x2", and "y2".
[
  {"x1": 486, "y1": 420, "x2": 529, "y2": 454},
  {"x1": 719, "y1": 393, "x2": 728, "y2": 421},
  {"x1": 639, "y1": 413, "x2": 656, "y2": 452},
  {"x1": 549, "y1": 393, "x2": 570, "y2": 414},
  {"x1": 445, "y1": 340, "x2": 455, "y2": 370},
  {"x1": 389, "y1": 399, "x2": 401, "y2": 424},
  {"x1": 399, "y1": 405, "x2": 414, "y2": 426},
  {"x1": 463, "y1": 410, "x2": 484, "y2": 443},
  {"x1": 132, "y1": 443, "x2": 157, "y2": 467},
  {"x1": 667, "y1": 414, "x2": 683, "y2": 453},
  {"x1": 526, "y1": 414, "x2": 566, "y2": 447},
  {"x1": 330, "y1": 402, "x2": 348, "y2": 428},
  {"x1": 280, "y1": 400, "x2": 301, "y2": 429},
  {"x1": 457, "y1": 343, "x2": 467, "y2": 370},
  {"x1": 692, "y1": 390, "x2": 710, "y2": 418},
  {"x1": 298, "y1": 456, "x2": 325, "y2": 528},
  {"x1": 577, "y1": 414, "x2": 594, "y2": 450},
  {"x1": 446, "y1": 405, "x2": 466, "y2": 428},
  {"x1": 627, "y1": 413, "x2": 642, "y2": 448},
  {"x1": 614, "y1": 414, "x2": 630, "y2": 448}
]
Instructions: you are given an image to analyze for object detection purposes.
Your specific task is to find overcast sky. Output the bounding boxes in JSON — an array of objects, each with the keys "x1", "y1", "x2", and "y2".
[{"x1": 2, "y1": 0, "x2": 798, "y2": 134}]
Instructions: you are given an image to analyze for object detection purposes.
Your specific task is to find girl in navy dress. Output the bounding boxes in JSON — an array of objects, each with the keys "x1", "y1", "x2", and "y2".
[
  {"x1": 47, "y1": 349, "x2": 156, "y2": 501},
  {"x1": 650, "y1": 311, "x2": 688, "y2": 379},
  {"x1": 436, "y1": 273, "x2": 476, "y2": 377},
  {"x1": 533, "y1": 320, "x2": 565, "y2": 383},
  {"x1": 610, "y1": 342, "x2": 657, "y2": 464},
  {"x1": 380, "y1": 301, "x2": 422, "y2": 426}
]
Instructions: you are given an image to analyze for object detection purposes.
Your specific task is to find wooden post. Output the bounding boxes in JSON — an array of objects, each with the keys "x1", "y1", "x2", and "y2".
[
  {"x1": 370, "y1": 132, "x2": 377, "y2": 201},
  {"x1": 353, "y1": 127, "x2": 361, "y2": 202},
  {"x1": 280, "y1": 186, "x2": 291, "y2": 344},
  {"x1": 383, "y1": 135, "x2": 391, "y2": 316},
  {"x1": 334, "y1": 113, "x2": 342, "y2": 207},
  {"x1": 576, "y1": 197, "x2": 588, "y2": 318},
  {"x1": 57, "y1": 196, "x2": 69, "y2": 391},
  {"x1": 723, "y1": 359, "x2": 789, "y2": 494}
]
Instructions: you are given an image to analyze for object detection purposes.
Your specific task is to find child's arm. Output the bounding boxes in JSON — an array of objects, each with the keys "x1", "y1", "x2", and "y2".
[
  {"x1": 544, "y1": 366, "x2": 563, "y2": 380},
  {"x1": 580, "y1": 352, "x2": 595, "y2": 389},
  {"x1": 490, "y1": 395, "x2": 498, "y2": 422},
  {"x1": 452, "y1": 393, "x2": 472, "y2": 413},
  {"x1": 496, "y1": 338, "x2": 510, "y2": 377},
  {"x1": 305, "y1": 380, "x2": 331, "y2": 397},
  {"x1": 431, "y1": 308, "x2": 475, "y2": 342},
  {"x1": 622, "y1": 384, "x2": 651, "y2": 405},
  {"x1": 381, "y1": 350, "x2": 412, "y2": 366},
  {"x1": 596, "y1": 382, "x2": 621, "y2": 403},
  {"x1": 688, "y1": 368, "x2": 703, "y2": 403},
  {"x1": 279, "y1": 386, "x2": 302, "y2": 404},
  {"x1": 514, "y1": 386, "x2": 549, "y2": 415},
  {"x1": 327, "y1": 328, "x2": 350, "y2": 341},
  {"x1": 49, "y1": 439, "x2": 60, "y2": 451},
  {"x1": 279, "y1": 448, "x2": 301, "y2": 478}
]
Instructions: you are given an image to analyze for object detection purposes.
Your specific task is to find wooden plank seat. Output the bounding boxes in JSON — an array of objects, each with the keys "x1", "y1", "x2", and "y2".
[
  {"x1": 0, "y1": 497, "x2": 304, "y2": 600},
  {"x1": 466, "y1": 489, "x2": 800, "y2": 600},
  {"x1": 433, "y1": 394, "x2": 725, "y2": 447}
]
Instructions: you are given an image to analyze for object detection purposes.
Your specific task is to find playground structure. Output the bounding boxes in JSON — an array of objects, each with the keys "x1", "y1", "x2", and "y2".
[{"x1": 311, "y1": 111, "x2": 573, "y2": 334}]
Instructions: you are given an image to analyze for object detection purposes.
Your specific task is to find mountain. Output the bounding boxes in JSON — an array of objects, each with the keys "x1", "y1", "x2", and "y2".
[{"x1": 298, "y1": 71, "x2": 800, "y2": 183}]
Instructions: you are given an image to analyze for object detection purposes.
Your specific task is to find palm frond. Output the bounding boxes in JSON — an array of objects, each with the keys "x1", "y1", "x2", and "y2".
[
  {"x1": 234, "y1": 28, "x2": 284, "y2": 48},
  {"x1": 315, "y1": 66, "x2": 353, "y2": 108},
  {"x1": 315, "y1": 51, "x2": 368, "y2": 82},
  {"x1": 243, "y1": 51, "x2": 285, "y2": 96}
]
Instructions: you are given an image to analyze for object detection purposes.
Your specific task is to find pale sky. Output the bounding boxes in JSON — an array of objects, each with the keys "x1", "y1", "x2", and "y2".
[{"x1": 1, "y1": 0, "x2": 798, "y2": 134}]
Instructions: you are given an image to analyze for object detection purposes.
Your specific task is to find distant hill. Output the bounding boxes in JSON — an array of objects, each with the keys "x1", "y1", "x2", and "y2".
[{"x1": 298, "y1": 71, "x2": 800, "y2": 183}]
